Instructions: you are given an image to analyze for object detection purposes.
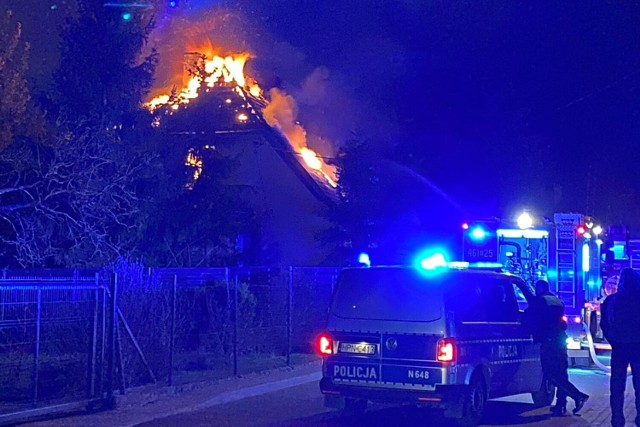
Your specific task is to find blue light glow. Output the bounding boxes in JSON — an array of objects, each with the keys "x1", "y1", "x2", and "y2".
[
  {"x1": 612, "y1": 243, "x2": 626, "y2": 260},
  {"x1": 121, "y1": 12, "x2": 132, "y2": 20},
  {"x1": 358, "y1": 252, "x2": 371, "y2": 267},
  {"x1": 582, "y1": 243, "x2": 590, "y2": 272},
  {"x1": 413, "y1": 248, "x2": 450, "y2": 273},
  {"x1": 470, "y1": 227, "x2": 487, "y2": 240},
  {"x1": 168, "y1": 0, "x2": 178, "y2": 7},
  {"x1": 420, "y1": 253, "x2": 447, "y2": 270}
]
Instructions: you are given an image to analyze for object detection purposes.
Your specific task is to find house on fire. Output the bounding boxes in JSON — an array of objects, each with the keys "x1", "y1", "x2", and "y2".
[
  {"x1": 153, "y1": 84, "x2": 337, "y2": 267},
  {"x1": 148, "y1": 52, "x2": 467, "y2": 267}
]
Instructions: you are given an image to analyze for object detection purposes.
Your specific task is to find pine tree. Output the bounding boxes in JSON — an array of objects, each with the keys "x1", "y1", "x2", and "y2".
[
  {"x1": 0, "y1": 10, "x2": 33, "y2": 151},
  {"x1": 54, "y1": 1, "x2": 158, "y2": 122}
]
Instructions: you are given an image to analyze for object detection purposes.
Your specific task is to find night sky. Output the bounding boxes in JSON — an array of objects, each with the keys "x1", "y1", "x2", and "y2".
[{"x1": 7, "y1": 0, "x2": 640, "y2": 229}]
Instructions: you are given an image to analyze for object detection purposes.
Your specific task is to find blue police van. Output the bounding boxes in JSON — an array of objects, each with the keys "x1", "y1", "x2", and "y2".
[{"x1": 318, "y1": 265, "x2": 554, "y2": 426}]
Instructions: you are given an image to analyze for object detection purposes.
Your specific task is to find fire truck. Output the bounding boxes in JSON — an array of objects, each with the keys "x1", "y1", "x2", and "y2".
[{"x1": 461, "y1": 212, "x2": 604, "y2": 362}]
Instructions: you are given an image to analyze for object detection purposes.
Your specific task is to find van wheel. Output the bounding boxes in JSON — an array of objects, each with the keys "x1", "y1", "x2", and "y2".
[
  {"x1": 531, "y1": 377, "x2": 555, "y2": 407},
  {"x1": 456, "y1": 374, "x2": 486, "y2": 427},
  {"x1": 343, "y1": 398, "x2": 367, "y2": 416}
]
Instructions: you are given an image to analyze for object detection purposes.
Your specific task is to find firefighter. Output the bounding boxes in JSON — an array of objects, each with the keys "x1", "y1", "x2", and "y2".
[
  {"x1": 525, "y1": 280, "x2": 589, "y2": 416},
  {"x1": 601, "y1": 268, "x2": 640, "y2": 427}
]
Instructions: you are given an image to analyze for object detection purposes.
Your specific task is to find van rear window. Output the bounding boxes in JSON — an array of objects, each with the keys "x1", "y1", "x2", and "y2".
[{"x1": 330, "y1": 268, "x2": 444, "y2": 322}]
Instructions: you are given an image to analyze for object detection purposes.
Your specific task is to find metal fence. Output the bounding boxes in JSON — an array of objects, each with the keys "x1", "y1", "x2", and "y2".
[
  {"x1": 0, "y1": 266, "x2": 340, "y2": 423},
  {"x1": 117, "y1": 266, "x2": 340, "y2": 386},
  {"x1": 0, "y1": 270, "x2": 111, "y2": 424}
]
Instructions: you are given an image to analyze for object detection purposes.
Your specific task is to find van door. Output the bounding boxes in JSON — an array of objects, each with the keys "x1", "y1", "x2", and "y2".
[
  {"x1": 475, "y1": 277, "x2": 525, "y2": 397},
  {"x1": 510, "y1": 279, "x2": 545, "y2": 395}
]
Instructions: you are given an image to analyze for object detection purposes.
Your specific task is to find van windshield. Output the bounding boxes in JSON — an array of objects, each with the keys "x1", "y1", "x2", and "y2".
[{"x1": 330, "y1": 268, "x2": 444, "y2": 322}]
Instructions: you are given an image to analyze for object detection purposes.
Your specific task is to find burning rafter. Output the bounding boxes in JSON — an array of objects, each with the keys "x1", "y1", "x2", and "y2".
[{"x1": 145, "y1": 48, "x2": 337, "y2": 190}]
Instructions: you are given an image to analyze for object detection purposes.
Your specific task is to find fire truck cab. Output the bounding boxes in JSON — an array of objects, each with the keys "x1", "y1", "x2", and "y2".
[{"x1": 461, "y1": 212, "x2": 603, "y2": 361}]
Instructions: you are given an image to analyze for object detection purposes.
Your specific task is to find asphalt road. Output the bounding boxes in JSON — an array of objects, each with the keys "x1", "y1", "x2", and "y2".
[{"x1": 135, "y1": 368, "x2": 620, "y2": 427}]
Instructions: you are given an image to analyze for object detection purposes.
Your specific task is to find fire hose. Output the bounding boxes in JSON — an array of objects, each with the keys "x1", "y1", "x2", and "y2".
[
  {"x1": 582, "y1": 321, "x2": 631, "y2": 375},
  {"x1": 582, "y1": 321, "x2": 611, "y2": 374}
]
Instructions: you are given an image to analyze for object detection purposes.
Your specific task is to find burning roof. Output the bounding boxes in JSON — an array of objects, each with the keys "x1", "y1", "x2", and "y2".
[{"x1": 146, "y1": 48, "x2": 337, "y2": 198}]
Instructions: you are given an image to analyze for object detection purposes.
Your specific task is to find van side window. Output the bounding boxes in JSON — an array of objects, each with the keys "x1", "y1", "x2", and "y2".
[
  {"x1": 482, "y1": 279, "x2": 519, "y2": 322},
  {"x1": 448, "y1": 283, "x2": 486, "y2": 322},
  {"x1": 512, "y1": 283, "x2": 528, "y2": 307}
]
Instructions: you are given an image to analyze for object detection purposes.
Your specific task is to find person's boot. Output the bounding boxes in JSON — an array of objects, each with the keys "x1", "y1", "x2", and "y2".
[
  {"x1": 573, "y1": 394, "x2": 590, "y2": 415},
  {"x1": 550, "y1": 405, "x2": 567, "y2": 416}
]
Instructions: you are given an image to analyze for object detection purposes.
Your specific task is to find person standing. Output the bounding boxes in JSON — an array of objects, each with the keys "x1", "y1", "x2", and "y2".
[
  {"x1": 526, "y1": 280, "x2": 589, "y2": 416},
  {"x1": 601, "y1": 268, "x2": 640, "y2": 427}
]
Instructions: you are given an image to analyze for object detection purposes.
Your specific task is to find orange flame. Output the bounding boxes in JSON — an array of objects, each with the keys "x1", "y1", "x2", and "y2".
[{"x1": 147, "y1": 42, "x2": 336, "y2": 189}]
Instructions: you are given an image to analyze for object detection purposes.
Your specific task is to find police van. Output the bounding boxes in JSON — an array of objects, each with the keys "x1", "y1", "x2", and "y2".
[{"x1": 318, "y1": 262, "x2": 554, "y2": 427}]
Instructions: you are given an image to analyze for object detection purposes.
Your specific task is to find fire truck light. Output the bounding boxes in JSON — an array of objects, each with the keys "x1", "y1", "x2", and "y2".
[
  {"x1": 470, "y1": 227, "x2": 487, "y2": 240},
  {"x1": 420, "y1": 253, "x2": 447, "y2": 270},
  {"x1": 582, "y1": 243, "x2": 590, "y2": 272},
  {"x1": 462, "y1": 223, "x2": 469, "y2": 230},
  {"x1": 517, "y1": 212, "x2": 533, "y2": 229},
  {"x1": 576, "y1": 225, "x2": 586, "y2": 235},
  {"x1": 358, "y1": 252, "x2": 371, "y2": 267},
  {"x1": 574, "y1": 316, "x2": 582, "y2": 324},
  {"x1": 593, "y1": 225, "x2": 603, "y2": 236}
]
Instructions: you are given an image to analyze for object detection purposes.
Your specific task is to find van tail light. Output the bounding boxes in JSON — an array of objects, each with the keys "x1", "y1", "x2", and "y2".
[
  {"x1": 318, "y1": 333, "x2": 333, "y2": 356},
  {"x1": 437, "y1": 338, "x2": 456, "y2": 362}
]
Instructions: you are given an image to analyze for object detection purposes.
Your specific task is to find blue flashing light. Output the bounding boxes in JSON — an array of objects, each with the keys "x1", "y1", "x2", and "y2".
[
  {"x1": 420, "y1": 253, "x2": 447, "y2": 270},
  {"x1": 547, "y1": 269, "x2": 557, "y2": 280},
  {"x1": 121, "y1": 12, "x2": 132, "y2": 20},
  {"x1": 358, "y1": 252, "x2": 371, "y2": 268},
  {"x1": 470, "y1": 226, "x2": 487, "y2": 241},
  {"x1": 168, "y1": 0, "x2": 178, "y2": 7},
  {"x1": 413, "y1": 248, "x2": 450, "y2": 273}
]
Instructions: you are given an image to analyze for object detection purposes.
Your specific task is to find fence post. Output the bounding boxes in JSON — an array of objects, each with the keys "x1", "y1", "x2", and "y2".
[
  {"x1": 105, "y1": 272, "x2": 118, "y2": 408},
  {"x1": 233, "y1": 270, "x2": 238, "y2": 376},
  {"x1": 169, "y1": 274, "x2": 177, "y2": 386},
  {"x1": 97, "y1": 283, "x2": 107, "y2": 397},
  {"x1": 88, "y1": 274, "x2": 99, "y2": 398},
  {"x1": 32, "y1": 288, "x2": 42, "y2": 406},
  {"x1": 287, "y1": 267, "x2": 293, "y2": 366}
]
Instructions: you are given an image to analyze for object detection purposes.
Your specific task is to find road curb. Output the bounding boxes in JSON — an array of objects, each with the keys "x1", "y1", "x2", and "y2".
[{"x1": 122, "y1": 367, "x2": 322, "y2": 427}]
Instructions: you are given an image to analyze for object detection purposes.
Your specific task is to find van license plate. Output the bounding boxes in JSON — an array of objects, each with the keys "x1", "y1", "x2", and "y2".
[{"x1": 339, "y1": 343, "x2": 376, "y2": 354}]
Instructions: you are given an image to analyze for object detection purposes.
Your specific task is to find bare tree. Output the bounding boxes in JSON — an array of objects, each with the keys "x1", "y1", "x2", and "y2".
[{"x1": 0, "y1": 118, "x2": 152, "y2": 267}]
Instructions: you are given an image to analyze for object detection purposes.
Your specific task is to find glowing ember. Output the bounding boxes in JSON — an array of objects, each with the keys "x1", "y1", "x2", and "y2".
[{"x1": 185, "y1": 150, "x2": 203, "y2": 188}]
